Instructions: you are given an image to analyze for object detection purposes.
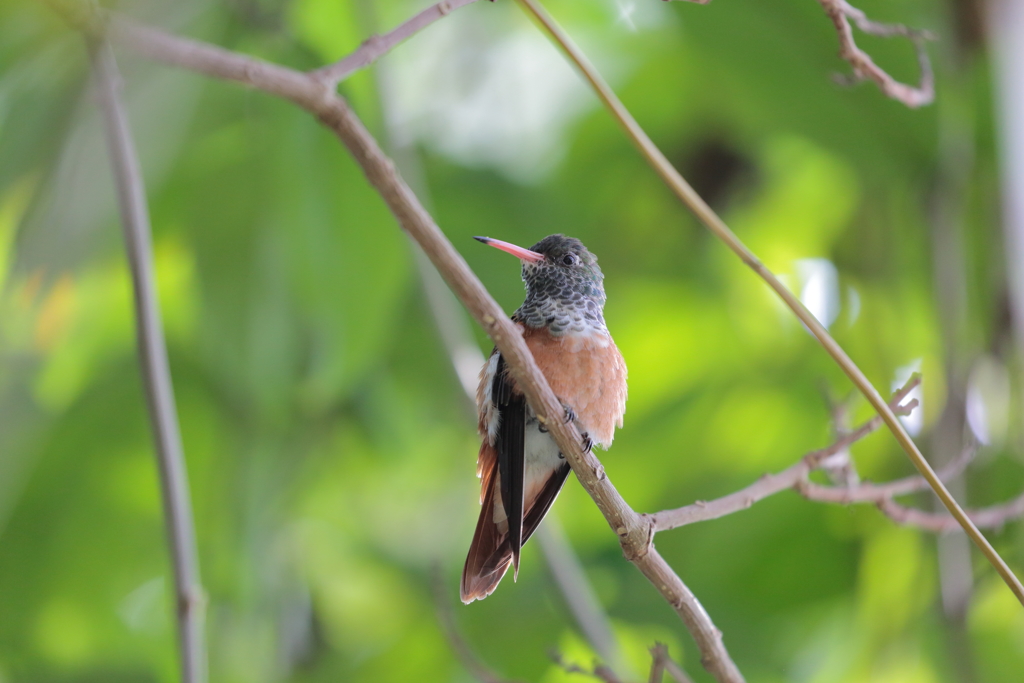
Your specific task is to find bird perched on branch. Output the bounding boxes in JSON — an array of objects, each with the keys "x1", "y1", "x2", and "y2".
[{"x1": 461, "y1": 234, "x2": 627, "y2": 603}]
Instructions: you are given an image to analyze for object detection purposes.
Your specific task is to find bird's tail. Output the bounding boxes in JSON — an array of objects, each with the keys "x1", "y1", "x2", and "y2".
[
  {"x1": 461, "y1": 471, "x2": 513, "y2": 603},
  {"x1": 460, "y1": 455, "x2": 571, "y2": 603}
]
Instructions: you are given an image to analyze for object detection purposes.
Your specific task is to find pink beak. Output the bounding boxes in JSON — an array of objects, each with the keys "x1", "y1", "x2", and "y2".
[{"x1": 474, "y1": 236, "x2": 545, "y2": 263}]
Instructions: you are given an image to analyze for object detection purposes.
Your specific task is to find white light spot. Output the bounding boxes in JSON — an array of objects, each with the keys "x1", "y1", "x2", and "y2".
[
  {"x1": 966, "y1": 356, "x2": 1011, "y2": 447},
  {"x1": 388, "y1": 16, "x2": 594, "y2": 182},
  {"x1": 119, "y1": 576, "x2": 165, "y2": 633},
  {"x1": 615, "y1": 0, "x2": 638, "y2": 31},
  {"x1": 796, "y1": 258, "x2": 840, "y2": 330},
  {"x1": 846, "y1": 285, "x2": 861, "y2": 326}
]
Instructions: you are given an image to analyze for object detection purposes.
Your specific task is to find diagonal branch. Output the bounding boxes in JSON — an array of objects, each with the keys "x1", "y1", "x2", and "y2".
[
  {"x1": 310, "y1": 0, "x2": 480, "y2": 87},
  {"x1": 816, "y1": 0, "x2": 934, "y2": 108},
  {"x1": 369, "y1": 44, "x2": 627, "y2": 672},
  {"x1": 88, "y1": 39, "x2": 206, "y2": 683},
  {"x1": 46, "y1": 4, "x2": 746, "y2": 681},
  {"x1": 514, "y1": 0, "x2": 1022, "y2": 606}
]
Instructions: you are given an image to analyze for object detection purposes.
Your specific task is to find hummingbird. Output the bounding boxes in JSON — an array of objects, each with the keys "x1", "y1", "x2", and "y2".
[{"x1": 461, "y1": 234, "x2": 627, "y2": 603}]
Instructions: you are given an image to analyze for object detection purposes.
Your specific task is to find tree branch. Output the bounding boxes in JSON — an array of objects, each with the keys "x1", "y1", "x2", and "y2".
[
  {"x1": 879, "y1": 493, "x2": 1024, "y2": 533},
  {"x1": 514, "y1": 0, "x2": 1023, "y2": 606},
  {"x1": 816, "y1": 0, "x2": 935, "y2": 108},
  {"x1": 649, "y1": 643, "x2": 695, "y2": 683},
  {"x1": 309, "y1": 0, "x2": 481, "y2": 87},
  {"x1": 47, "y1": 5, "x2": 747, "y2": 681},
  {"x1": 666, "y1": 0, "x2": 934, "y2": 107},
  {"x1": 368, "y1": 44, "x2": 626, "y2": 671},
  {"x1": 88, "y1": 39, "x2": 206, "y2": 683},
  {"x1": 649, "y1": 376, "x2": 920, "y2": 532},
  {"x1": 795, "y1": 444, "x2": 975, "y2": 504}
]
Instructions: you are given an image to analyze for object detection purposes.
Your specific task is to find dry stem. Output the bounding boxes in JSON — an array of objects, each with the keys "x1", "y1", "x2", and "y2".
[
  {"x1": 89, "y1": 38, "x2": 206, "y2": 683},
  {"x1": 816, "y1": 0, "x2": 934, "y2": 107},
  {"x1": 310, "y1": 0, "x2": 480, "y2": 86}
]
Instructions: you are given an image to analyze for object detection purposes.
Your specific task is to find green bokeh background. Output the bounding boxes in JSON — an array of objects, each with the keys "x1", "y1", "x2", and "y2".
[{"x1": 1, "y1": 0, "x2": 1023, "y2": 681}]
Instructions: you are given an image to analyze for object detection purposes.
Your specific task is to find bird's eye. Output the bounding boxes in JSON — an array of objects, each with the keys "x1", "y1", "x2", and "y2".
[{"x1": 562, "y1": 253, "x2": 578, "y2": 266}]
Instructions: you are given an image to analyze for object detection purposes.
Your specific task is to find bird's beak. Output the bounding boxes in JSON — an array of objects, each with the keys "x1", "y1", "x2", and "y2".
[{"x1": 474, "y1": 236, "x2": 545, "y2": 263}]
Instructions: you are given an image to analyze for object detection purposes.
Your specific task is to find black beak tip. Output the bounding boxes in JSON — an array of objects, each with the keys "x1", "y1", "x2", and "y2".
[{"x1": 473, "y1": 236, "x2": 490, "y2": 244}]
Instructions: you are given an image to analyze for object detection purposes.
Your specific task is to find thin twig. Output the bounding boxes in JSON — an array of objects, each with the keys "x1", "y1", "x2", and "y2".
[
  {"x1": 665, "y1": 0, "x2": 934, "y2": 107},
  {"x1": 649, "y1": 376, "x2": 919, "y2": 532},
  {"x1": 879, "y1": 493, "x2": 1024, "y2": 533},
  {"x1": 648, "y1": 644, "x2": 667, "y2": 683},
  {"x1": 649, "y1": 643, "x2": 696, "y2": 683},
  {"x1": 514, "y1": 0, "x2": 1023, "y2": 606},
  {"x1": 816, "y1": 0, "x2": 934, "y2": 107},
  {"x1": 310, "y1": 0, "x2": 480, "y2": 86},
  {"x1": 88, "y1": 39, "x2": 206, "y2": 683},
  {"x1": 796, "y1": 444, "x2": 975, "y2": 503},
  {"x1": 551, "y1": 652, "x2": 623, "y2": 683}
]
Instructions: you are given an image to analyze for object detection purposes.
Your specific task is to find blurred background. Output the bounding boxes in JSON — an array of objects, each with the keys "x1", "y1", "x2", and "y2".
[{"x1": 2, "y1": 0, "x2": 1024, "y2": 681}]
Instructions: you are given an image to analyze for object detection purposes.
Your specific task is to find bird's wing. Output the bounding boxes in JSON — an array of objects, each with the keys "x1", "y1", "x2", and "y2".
[{"x1": 492, "y1": 352, "x2": 527, "y2": 575}]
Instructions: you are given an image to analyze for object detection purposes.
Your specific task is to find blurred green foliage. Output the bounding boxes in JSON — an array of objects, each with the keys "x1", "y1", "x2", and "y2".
[{"x1": 1, "y1": 0, "x2": 1023, "y2": 681}]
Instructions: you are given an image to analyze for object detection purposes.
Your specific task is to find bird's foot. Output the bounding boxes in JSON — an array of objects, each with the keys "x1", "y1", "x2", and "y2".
[
  {"x1": 581, "y1": 432, "x2": 593, "y2": 453},
  {"x1": 562, "y1": 403, "x2": 577, "y2": 424}
]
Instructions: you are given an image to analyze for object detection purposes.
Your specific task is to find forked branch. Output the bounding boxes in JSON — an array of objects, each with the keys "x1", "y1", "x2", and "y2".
[
  {"x1": 667, "y1": 0, "x2": 935, "y2": 107},
  {"x1": 650, "y1": 377, "x2": 1024, "y2": 536},
  {"x1": 310, "y1": 0, "x2": 480, "y2": 86},
  {"x1": 816, "y1": 0, "x2": 934, "y2": 107}
]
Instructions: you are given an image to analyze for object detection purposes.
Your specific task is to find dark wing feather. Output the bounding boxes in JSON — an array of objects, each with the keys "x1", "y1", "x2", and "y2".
[
  {"x1": 492, "y1": 353, "x2": 526, "y2": 574},
  {"x1": 480, "y1": 462, "x2": 571, "y2": 577},
  {"x1": 460, "y1": 457, "x2": 572, "y2": 603},
  {"x1": 460, "y1": 445, "x2": 511, "y2": 603}
]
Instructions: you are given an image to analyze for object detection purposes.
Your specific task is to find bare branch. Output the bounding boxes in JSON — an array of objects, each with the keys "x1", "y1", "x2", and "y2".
[
  {"x1": 796, "y1": 444, "x2": 975, "y2": 504},
  {"x1": 551, "y1": 653, "x2": 624, "y2": 683},
  {"x1": 310, "y1": 0, "x2": 481, "y2": 87},
  {"x1": 649, "y1": 643, "x2": 695, "y2": 683},
  {"x1": 88, "y1": 39, "x2": 206, "y2": 683},
  {"x1": 664, "y1": 0, "x2": 934, "y2": 107},
  {"x1": 816, "y1": 0, "x2": 934, "y2": 107},
  {"x1": 649, "y1": 377, "x2": 920, "y2": 532},
  {"x1": 879, "y1": 493, "x2": 1024, "y2": 533},
  {"x1": 514, "y1": 0, "x2": 1023, "y2": 605},
  {"x1": 47, "y1": 5, "x2": 747, "y2": 681},
  {"x1": 371, "y1": 51, "x2": 626, "y2": 673}
]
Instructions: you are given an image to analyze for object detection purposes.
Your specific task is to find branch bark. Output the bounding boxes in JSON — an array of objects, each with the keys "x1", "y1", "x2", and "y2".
[
  {"x1": 88, "y1": 39, "x2": 206, "y2": 683},
  {"x1": 310, "y1": 0, "x2": 480, "y2": 87},
  {"x1": 666, "y1": 0, "x2": 934, "y2": 107},
  {"x1": 816, "y1": 0, "x2": 934, "y2": 108},
  {"x1": 649, "y1": 377, "x2": 919, "y2": 532},
  {"x1": 514, "y1": 0, "x2": 1023, "y2": 606},
  {"x1": 48, "y1": 5, "x2": 746, "y2": 682}
]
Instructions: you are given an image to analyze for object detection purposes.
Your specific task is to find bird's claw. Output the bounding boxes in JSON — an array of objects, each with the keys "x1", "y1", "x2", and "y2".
[
  {"x1": 581, "y1": 432, "x2": 593, "y2": 453},
  {"x1": 562, "y1": 404, "x2": 577, "y2": 424}
]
